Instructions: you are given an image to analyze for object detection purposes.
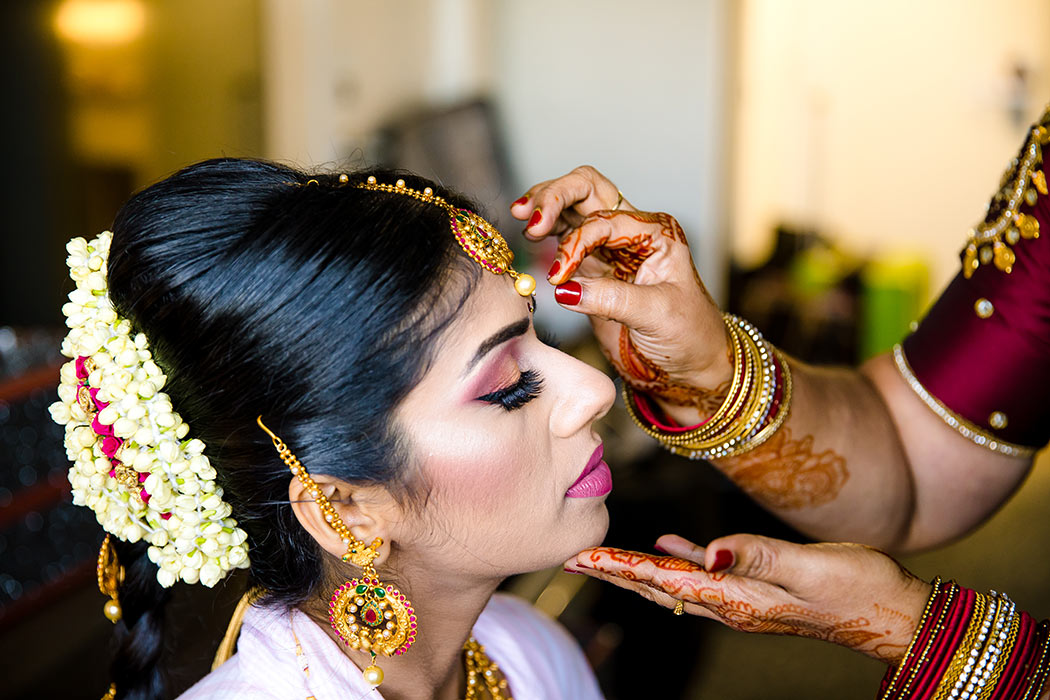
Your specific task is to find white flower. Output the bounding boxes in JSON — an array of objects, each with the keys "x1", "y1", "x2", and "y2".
[
  {"x1": 49, "y1": 402, "x2": 71, "y2": 425},
  {"x1": 157, "y1": 568, "x2": 177, "y2": 588},
  {"x1": 51, "y1": 230, "x2": 251, "y2": 589},
  {"x1": 200, "y1": 562, "x2": 223, "y2": 587}
]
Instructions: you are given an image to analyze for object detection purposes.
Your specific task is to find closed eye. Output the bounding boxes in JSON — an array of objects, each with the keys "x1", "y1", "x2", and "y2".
[{"x1": 476, "y1": 369, "x2": 544, "y2": 411}]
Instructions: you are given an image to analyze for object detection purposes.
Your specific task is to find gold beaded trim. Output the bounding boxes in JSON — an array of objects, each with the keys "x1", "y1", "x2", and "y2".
[
  {"x1": 963, "y1": 108, "x2": 1050, "y2": 278},
  {"x1": 892, "y1": 345, "x2": 1034, "y2": 458}
]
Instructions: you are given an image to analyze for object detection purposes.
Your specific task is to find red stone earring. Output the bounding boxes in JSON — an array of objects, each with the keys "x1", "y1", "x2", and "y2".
[
  {"x1": 257, "y1": 417, "x2": 417, "y2": 688},
  {"x1": 328, "y1": 537, "x2": 417, "y2": 687}
]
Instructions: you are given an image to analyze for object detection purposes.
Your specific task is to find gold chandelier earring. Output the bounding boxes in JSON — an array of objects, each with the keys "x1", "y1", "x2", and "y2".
[{"x1": 257, "y1": 417, "x2": 416, "y2": 689}]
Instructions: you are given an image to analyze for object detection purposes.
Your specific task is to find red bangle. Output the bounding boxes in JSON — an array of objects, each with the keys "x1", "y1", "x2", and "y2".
[{"x1": 878, "y1": 581, "x2": 1050, "y2": 700}]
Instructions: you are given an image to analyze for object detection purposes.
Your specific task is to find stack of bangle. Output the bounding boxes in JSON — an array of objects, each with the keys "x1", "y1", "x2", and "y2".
[
  {"x1": 879, "y1": 578, "x2": 1050, "y2": 699},
  {"x1": 623, "y1": 314, "x2": 792, "y2": 460}
]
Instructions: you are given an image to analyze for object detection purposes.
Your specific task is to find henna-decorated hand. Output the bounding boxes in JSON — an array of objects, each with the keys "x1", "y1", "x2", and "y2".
[
  {"x1": 565, "y1": 533, "x2": 932, "y2": 664},
  {"x1": 511, "y1": 166, "x2": 732, "y2": 412}
]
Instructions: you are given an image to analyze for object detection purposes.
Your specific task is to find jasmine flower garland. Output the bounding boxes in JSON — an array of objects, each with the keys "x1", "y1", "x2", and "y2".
[{"x1": 49, "y1": 231, "x2": 250, "y2": 588}]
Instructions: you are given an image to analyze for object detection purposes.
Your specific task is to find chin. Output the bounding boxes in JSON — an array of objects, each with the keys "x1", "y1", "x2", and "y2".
[
  {"x1": 571, "y1": 502, "x2": 610, "y2": 553},
  {"x1": 521, "y1": 505, "x2": 610, "y2": 575}
]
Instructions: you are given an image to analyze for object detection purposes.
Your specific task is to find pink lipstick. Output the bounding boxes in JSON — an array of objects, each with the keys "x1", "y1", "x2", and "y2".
[{"x1": 565, "y1": 444, "x2": 612, "y2": 498}]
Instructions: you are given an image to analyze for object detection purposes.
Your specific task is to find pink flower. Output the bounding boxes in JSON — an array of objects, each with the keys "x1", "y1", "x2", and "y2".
[
  {"x1": 100, "y1": 435, "x2": 122, "y2": 458},
  {"x1": 92, "y1": 414, "x2": 114, "y2": 437}
]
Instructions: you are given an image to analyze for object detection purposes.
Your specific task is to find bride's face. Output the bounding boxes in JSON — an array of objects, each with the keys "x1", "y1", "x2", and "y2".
[{"x1": 392, "y1": 271, "x2": 616, "y2": 578}]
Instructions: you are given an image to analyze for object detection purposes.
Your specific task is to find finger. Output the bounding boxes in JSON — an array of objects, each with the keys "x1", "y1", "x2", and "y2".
[
  {"x1": 703, "y1": 534, "x2": 815, "y2": 588},
  {"x1": 575, "y1": 546, "x2": 705, "y2": 577},
  {"x1": 521, "y1": 166, "x2": 626, "y2": 239},
  {"x1": 548, "y1": 210, "x2": 690, "y2": 287},
  {"x1": 508, "y1": 182, "x2": 549, "y2": 220},
  {"x1": 655, "y1": 534, "x2": 707, "y2": 564},
  {"x1": 546, "y1": 213, "x2": 620, "y2": 283},
  {"x1": 552, "y1": 276, "x2": 669, "y2": 333},
  {"x1": 573, "y1": 547, "x2": 716, "y2": 608},
  {"x1": 570, "y1": 564, "x2": 720, "y2": 621}
]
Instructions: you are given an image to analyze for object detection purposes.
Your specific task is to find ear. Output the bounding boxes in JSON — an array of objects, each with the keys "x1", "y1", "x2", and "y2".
[{"x1": 289, "y1": 474, "x2": 400, "y2": 566}]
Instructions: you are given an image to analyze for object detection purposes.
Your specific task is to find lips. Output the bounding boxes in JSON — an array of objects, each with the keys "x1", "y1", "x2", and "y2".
[{"x1": 565, "y1": 444, "x2": 613, "y2": 498}]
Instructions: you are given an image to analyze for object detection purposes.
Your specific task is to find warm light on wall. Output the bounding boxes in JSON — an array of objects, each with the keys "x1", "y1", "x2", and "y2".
[{"x1": 54, "y1": 0, "x2": 146, "y2": 46}]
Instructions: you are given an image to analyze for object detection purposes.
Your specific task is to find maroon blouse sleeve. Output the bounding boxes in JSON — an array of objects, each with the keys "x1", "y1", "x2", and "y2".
[{"x1": 899, "y1": 110, "x2": 1050, "y2": 456}]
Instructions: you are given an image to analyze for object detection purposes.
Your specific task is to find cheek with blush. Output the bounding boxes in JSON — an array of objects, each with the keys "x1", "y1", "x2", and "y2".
[{"x1": 418, "y1": 432, "x2": 534, "y2": 518}]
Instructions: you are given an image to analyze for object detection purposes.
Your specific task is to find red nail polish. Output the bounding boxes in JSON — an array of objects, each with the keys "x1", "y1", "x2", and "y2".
[
  {"x1": 653, "y1": 543, "x2": 668, "y2": 554},
  {"x1": 513, "y1": 195, "x2": 529, "y2": 207},
  {"x1": 527, "y1": 209, "x2": 543, "y2": 229},
  {"x1": 555, "y1": 281, "x2": 582, "y2": 306},
  {"x1": 547, "y1": 260, "x2": 561, "y2": 279},
  {"x1": 709, "y1": 549, "x2": 734, "y2": 573},
  {"x1": 563, "y1": 567, "x2": 582, "y2": 575}
]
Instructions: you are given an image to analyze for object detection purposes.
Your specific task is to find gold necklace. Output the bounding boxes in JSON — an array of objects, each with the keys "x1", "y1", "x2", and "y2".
[
  {"x1": 290, "y1": 617, "x2": 513, "y2": 700},
  {"x1": 463, "y1": 637, "x2": 511, "y2": 700}
]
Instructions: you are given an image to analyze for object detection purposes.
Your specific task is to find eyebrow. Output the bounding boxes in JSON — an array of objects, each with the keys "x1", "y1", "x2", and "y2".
[{"x1": 466, "y1": 316, "x2": 531, "y2": 374}]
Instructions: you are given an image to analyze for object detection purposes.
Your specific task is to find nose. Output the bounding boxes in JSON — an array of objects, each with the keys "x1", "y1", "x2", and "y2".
[{"x1": 549, "y1": 354, "x2": 617, "y2": 439}]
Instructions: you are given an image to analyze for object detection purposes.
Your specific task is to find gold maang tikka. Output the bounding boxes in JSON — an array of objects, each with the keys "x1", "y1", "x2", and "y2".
[
  {"x1": 257, "y1": 416, "x2": 416, "y2": 689},
  {"x1": 352, "y1": 175, "x2": 538, "y2": 297}
]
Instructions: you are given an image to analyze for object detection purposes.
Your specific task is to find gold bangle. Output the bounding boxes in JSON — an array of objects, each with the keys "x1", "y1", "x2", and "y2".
[
  {"x1": 693, "y1": 327, "x2": 778, "y2": 450},
  {"x1": 621, "y1": 314, "x2": 789, "y2": 460},
  {"x1": 670, "y1": 326, "x2": 783, "y2": 456},
  {"x1": 717, "y1": 349, "x2": 793, "y2": 458},
  {"x1": 977, "y1": 596, "x2": 1020, "y2": 700},
  {"x1": 663, "y1": 320, "x2": 757, "y2": 446},
  {"x1": 891, "y1": 581, "x2": 959, "y2": 699},
  {"x1": 932, "y1": 591, "x2": 990, "y2": 700},
  {"x1": 881, "y1": 577, "x2": 943, "y2": 697},
  {"x1": 621, "y1": 317, "x2": 746, "y2": 446},
  {"x1": 612, "y1": 189, "x2": 625, "y2": 211},
  {"x1": 666, "y1": 321, "x2": 752, "y2": 444},
  {"x1": 1020, "y1": 622, "x2": 1050, "y2": 700}
]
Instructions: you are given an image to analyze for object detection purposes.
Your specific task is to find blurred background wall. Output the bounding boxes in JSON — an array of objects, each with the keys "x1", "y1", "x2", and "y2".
[
  {"x1": 2, "y1": 2, "x2": 1050, "y2": 699},
  {"x1": 733, "y1": 0, "x2": 1050, "y2": 294}
]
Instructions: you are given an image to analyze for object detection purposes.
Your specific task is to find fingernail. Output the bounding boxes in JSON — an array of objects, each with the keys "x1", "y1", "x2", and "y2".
[
  {"x1": 555, "y1": 281, "x2": 582, "y2": 306},
  {"x1": 709, "y1": 549, "x2": 734, "y2": 573},
  {"x1": 547, "y1": 260, "x2": 561, "y2": 279},
  {"x1": 653, "y1": 543, "x2": 668, "y2": 554},
  {"x1": 513, "y1": 195, "x2": 529, "y2": 207},
  {"x1": 527, "y1": 209, "x2": 543, "y2": 229},
  {"x1": 563, "y1": 567, "x2": 582, "y2": 575}
]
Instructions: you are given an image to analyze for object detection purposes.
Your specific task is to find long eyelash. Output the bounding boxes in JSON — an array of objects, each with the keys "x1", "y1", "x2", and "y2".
[
  {"x1": 537, "y1": 329, "x2": 562, "y2": 349},
  {"x1": 477, "y1": 369, "x2": 544, "y2": 411}
]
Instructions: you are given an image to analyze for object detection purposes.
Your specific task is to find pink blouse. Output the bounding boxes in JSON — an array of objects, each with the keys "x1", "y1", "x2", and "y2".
[{"x1": 177, "y1": 593, "x2": 605, "y2": 700}]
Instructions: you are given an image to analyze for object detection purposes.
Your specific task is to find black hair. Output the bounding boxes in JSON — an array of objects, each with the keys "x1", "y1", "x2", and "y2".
[{"x1": 102, "y1": 158, "x2": 482, "y2": 699}]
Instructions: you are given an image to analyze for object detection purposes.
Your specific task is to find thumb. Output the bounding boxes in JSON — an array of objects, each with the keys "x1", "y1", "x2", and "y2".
[
  {"x1": 553, "y1": 276, "x2": 668, "y2": 333},
  {"x1": 703, "y1": 534, "x2": 814, "y2": 588}
]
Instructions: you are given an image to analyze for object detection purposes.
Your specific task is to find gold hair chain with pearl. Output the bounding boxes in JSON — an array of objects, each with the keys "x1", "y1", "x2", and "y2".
[
  {"x1": 258, "y1": 416, "x2": 512, "y2": 698},
  {"x1": 350, "y1": 175, "x2": 537, "y2": 297},
  {"x1": 257, "y1": 416, "x2": 416, "y2": 688}
]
